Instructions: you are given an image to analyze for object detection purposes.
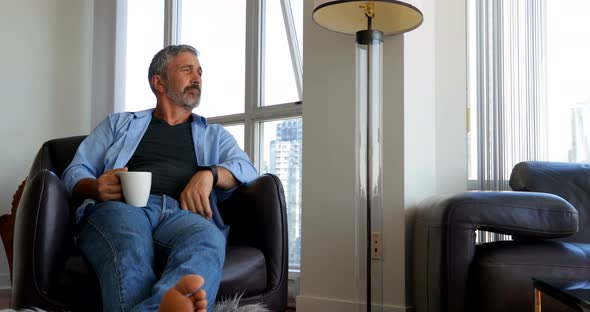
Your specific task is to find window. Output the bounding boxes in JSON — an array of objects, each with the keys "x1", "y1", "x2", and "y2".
[
  {"x1": 467, "y1": 0, "x2": 590, "y2": 190},
  {"x1": 545, "y1": 1, "x2": 590, "y2": 163},
  {"x1": 260, "y1": 118, "x2": 302, "y2": 266},
  {"x1": 124, "y1": 0, "x2": 164, "y2": 113},
  {"x1": 179, "y1": 1, "x2": 246, "y2": 117},
  {"x1": 121, "y1": 0, "x2": 303, "y2": 269}
]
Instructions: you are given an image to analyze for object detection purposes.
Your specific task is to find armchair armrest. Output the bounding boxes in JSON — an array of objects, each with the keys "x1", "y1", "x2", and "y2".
[
  {"x1": 12, "y1": 169, "x2": 73, "y2": 308},
  {"x1": 217, "y1": 174, "x2": 288, "y2": 298},
  {"x1": 413, "y1": 191, "x2": 578, "y2": 312}
]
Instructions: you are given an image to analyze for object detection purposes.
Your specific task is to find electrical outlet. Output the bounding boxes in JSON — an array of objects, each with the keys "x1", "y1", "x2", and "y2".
[{"x1": 371, "y1": 232, "x2": 382, "y2": 259}]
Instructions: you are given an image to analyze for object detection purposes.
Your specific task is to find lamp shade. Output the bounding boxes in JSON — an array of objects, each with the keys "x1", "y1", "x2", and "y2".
[{"x1": 312, "y1": 0, "x2": 423, "y2": 35}]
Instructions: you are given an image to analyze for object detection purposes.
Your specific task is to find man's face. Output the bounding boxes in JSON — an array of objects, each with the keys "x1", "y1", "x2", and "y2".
[{"x1": 163, "y1": 52, "x2": 203, "y2": 110}]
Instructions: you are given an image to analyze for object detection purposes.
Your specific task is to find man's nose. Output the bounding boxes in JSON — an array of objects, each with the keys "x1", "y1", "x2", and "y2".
[{"x1": 192, "y1": 71, "x2": 201, "y2": 86}]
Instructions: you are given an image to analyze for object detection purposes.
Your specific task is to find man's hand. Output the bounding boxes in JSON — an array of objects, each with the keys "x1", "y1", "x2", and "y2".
[
  {"x1": 74, "y1": 167, "x2": 128, "y2": 202},
  {"x1": 179, "y1": 170, "x2": 214, "y2": 219},
  {"x1": 95, "y1": 167, "x2": 128, "y2": 201}
]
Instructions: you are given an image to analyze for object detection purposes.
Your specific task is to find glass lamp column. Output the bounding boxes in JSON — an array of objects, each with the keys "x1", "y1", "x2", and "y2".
[{"x1": 356, "y1": 27, "x2": 384, "y2": 312}]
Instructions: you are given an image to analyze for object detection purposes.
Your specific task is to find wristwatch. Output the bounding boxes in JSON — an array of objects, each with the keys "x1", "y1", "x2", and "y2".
[{"x1": 197, "y1": 165, "x2": 218, "y2": 187}]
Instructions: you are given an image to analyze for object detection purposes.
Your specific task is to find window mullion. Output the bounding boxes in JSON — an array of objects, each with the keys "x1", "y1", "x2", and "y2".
[
  {"x1": 253, "y1": 102, "x2": 302, "y2": 120},
  {"x1": 245, "y1": 0, "x2": 262, "y2": 168},
  {"x1": 280, "y1": 0, "x2": 303, "y2": 98},
  {"x1": 206, "y1": 102, "x2": 302, "y2": 127},
  {"x1": 164, "y1": 0, "x2": 181, "y2": 45},
  {"x1": 114, "y1": 0, "x2": 129, "y2": 113}
]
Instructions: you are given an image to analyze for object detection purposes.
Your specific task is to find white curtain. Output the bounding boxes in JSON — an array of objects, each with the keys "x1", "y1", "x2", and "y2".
[
  {"x1": 472, "y1": 0, "x2": 547, "y2": 243},
  {"x1": 474, "y1": 0, "x2": 547, "y2": 191}
]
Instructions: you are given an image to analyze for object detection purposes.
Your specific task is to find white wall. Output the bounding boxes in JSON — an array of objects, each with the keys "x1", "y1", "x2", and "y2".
[
  {"x1": 434, "y1": 0, "x2": 468, "y2": 195},
  {"x1": 299, "y1": 0, "x2": 467, "y2": 310},
  {"x1": 91, "y1": 0, "x2": 118, "y2": 126},
  {"x1": 0, "y1": 0, "x2": 94, "y2": 287},
  {"x1": 0, "y1": 0, "x2": 468, "y2": 305},
  {"x1": 403, "y1": 0, "x2": 437, "y2": 306},
  {"x1": 298, "y1": 2, "x2": 361, "y2": 307},
  {"x1": 403, "y1": 0, "x2": 468, "y2": 307}
]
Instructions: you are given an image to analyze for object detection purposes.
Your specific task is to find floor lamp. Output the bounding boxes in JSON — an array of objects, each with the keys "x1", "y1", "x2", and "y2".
[{"x1": 312, "y1": 1, "x2": 423, "y2": 311}]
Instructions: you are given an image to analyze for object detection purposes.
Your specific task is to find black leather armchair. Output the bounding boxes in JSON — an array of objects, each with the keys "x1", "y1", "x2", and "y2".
[
  {"x1": 11, "y1": 136, "x2": 288, "y2": 311},
  {"x1": 413, "y1": 161, "x2": 590, "y2": 312}
]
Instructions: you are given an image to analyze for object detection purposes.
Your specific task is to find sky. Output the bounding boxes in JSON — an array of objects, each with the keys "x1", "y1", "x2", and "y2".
[{"x1": 546, "y1": 0, "x2": 590, "y2": 160}]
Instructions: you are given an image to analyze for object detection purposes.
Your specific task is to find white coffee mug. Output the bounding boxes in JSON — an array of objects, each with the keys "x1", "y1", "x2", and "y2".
[{"x1": 116, "y1": 171, "x2": 152, "y2": 207}]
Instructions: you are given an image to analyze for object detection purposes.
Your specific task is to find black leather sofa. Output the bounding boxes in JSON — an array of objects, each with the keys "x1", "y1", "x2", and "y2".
[
  {"x1": 11, "y1": 136, "x2": 288, "y2": 311},
  {"x1": 414, "y1": 161, "x2": 590, "y2": 312}
]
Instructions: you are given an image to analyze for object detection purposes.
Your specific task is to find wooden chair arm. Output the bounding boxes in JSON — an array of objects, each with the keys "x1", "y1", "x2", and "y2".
[{"x1": 0, "y1": 178, "x2": 27, "y2": 283}]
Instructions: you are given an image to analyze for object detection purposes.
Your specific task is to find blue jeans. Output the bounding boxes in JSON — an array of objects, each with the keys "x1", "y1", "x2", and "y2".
[{"x1": 77, "y1": 195, "x2": 225, "y2": 312}]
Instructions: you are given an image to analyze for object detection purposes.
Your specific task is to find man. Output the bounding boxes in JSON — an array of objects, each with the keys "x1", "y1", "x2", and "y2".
[{"x1": 62, "y1": 44, "x2": 258, "y2": 312}]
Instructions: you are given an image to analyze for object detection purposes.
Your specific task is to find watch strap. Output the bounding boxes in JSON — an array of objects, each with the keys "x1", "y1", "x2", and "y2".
[{"x1": 198, "y1": 165, "x2": 218, "y2": 187}]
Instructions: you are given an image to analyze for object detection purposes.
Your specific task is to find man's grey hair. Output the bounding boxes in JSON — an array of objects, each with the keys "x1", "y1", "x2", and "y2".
[{"x1": 148, "y1": 44, "x2": 199, "y2": 94}]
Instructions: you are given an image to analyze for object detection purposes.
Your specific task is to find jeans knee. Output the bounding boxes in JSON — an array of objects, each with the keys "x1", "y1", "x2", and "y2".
[
  {"x1": 86, "y1": 200, "x2": 133, "y2": 220},
  {"x1": 200, "y1": 224, "x2": 226, "y2": 260}
]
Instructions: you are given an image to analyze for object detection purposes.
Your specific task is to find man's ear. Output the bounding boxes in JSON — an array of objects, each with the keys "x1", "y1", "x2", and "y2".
[{"x1": 151, "y1": 75, "x2": 166, "y2": 93}]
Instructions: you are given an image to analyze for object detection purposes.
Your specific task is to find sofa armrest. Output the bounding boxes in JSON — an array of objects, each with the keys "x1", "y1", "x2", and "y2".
[
  {"x1": 509, "y1": 161, "x2": 590, "y2": 242},
  {"x1": 12, "y1": 169, "x2": 73, "y2": 308},
  {"x1": 444, "y1": 191, "x2": 578, "y2": 238},
  {"x1": 217, "y1": 174, "x2": 288, "y2": 308},
  {"x1": 413, "y1": 191, "x2": 577, "y2": 312}
]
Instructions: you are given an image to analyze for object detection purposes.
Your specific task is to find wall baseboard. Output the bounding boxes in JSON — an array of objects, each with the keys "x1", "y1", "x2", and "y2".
[{"x1": 297, "y1": 295, "x2": 410, "y2": 312}]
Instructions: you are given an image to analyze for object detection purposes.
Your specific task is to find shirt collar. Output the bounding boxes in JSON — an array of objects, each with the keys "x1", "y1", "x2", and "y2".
[
  {"x1": 131, "y1": 108, "x2": 155, "y2": 118},
  {"x1": 193, "y1": 112, "x2": 208, "y2": 126},
  {"x1": 131, "y1": 108, "x2": 208, "y2": 126}
]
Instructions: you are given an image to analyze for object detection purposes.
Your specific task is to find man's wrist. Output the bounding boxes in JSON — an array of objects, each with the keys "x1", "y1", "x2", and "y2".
[{"x1": 197, "y1": 165, "x2": 218, "y2": 187}]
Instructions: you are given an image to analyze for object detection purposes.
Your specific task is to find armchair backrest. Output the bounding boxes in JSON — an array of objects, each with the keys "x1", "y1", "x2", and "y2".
[
  {"x1": 29, "y1": 136, "x2": 86, "y2": 179},
  {"x1": 510, "y1": 161, "x2": 590, "y2": 242}
]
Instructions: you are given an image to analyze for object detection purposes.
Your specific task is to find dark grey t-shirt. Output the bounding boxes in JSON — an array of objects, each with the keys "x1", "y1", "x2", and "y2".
[{"x1": 126, "y1": 116, "x2": 198, "y2": 200}]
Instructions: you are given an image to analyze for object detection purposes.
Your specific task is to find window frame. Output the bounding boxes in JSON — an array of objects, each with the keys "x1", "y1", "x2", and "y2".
[
  {"x1": 118, "y1": 0, "x2": 304, "y2": 271},
  {"x1": 162, "y1": 0, "x2": 303, "y2": 173}
]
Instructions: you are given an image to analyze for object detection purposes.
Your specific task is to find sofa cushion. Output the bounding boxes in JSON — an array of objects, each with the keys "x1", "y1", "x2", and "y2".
[{"x1": 474, "y1": 240, "x2": 590, "y2": 312}]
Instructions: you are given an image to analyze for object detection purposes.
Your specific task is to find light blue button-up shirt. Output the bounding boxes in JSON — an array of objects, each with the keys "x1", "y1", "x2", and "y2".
[{"x1": 62, "y1": 108, "x2": 258, "y2": 232}]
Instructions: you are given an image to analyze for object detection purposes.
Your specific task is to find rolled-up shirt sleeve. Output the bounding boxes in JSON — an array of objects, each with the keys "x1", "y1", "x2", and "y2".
[
  {"x1": 213, "y1": 126, "x2": 258, "y2": 200},
  {"x1": 217, "y1": 127, "x2": 258, "y2": 183},
  {"x1": 61, "y1": 115, "x2": 114, "y2": 194}
]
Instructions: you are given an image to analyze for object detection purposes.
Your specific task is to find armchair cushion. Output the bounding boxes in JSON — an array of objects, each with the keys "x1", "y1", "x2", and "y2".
[
  {"x1": 219, "y1": 247, "x2": 267, "y2": 297},
  {"x1": 58, "y1": 246, "x2": 267, "y2": 305}
]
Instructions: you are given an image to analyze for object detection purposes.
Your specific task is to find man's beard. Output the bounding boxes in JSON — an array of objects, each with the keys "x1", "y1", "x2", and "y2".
[{"x1": 167, "y1": 85, "x2": 201, "y2": 110}]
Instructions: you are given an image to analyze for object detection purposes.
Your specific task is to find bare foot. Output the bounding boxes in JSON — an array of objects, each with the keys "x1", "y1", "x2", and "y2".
[{"x1": 159, "y1": 274, "x2": 208, "y2": 312}]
